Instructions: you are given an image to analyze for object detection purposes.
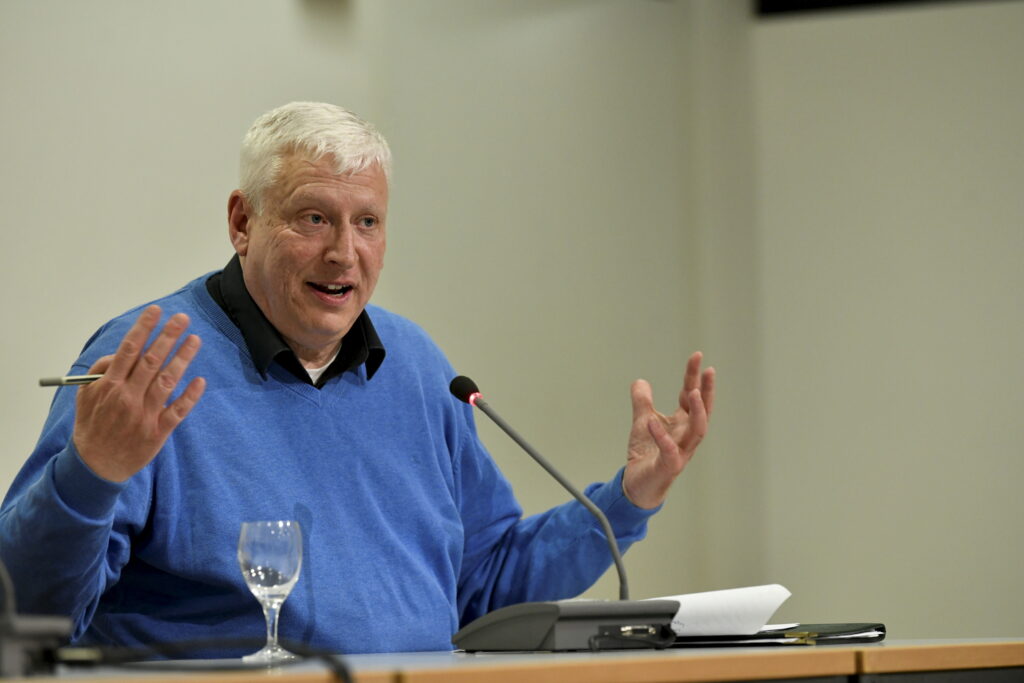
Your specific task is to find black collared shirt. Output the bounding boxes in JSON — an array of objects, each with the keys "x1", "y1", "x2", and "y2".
[{"x1": 205, "y1": 255, "x2": 385, "y2": 388}]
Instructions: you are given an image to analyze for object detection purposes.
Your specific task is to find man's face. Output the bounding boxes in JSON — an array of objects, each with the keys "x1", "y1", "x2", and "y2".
[{"x1": 229, "y1": 153, "x2": 388, "y2": 365}]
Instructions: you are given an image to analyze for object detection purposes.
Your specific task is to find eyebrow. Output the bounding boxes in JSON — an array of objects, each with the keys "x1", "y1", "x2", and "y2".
[{"x1": 287, "y1": 190, "x2": 384, "y2": 215}]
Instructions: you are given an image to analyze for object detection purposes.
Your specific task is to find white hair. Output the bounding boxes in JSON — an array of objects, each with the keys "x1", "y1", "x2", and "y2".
[{"x1": 239, "y1": 101, "x2": 392, "y2": 215}]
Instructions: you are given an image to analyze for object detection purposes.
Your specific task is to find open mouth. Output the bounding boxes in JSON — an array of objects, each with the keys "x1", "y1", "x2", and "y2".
[{"x1": 308, "y1": 282, "x2": 354, "y2": 297}]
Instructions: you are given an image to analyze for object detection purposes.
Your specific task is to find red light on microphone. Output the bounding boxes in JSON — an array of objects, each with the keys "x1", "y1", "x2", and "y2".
[{"x1": 468, "y1": 392, "x2": 482, "y2": 407}]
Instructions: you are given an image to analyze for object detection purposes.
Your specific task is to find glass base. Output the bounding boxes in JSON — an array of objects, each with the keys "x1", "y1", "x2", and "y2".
[{"x1": 242, "y1": 643, "x2": 299, "y2": 665}]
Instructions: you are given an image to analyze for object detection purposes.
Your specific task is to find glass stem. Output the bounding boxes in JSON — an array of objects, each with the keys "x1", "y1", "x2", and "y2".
[{"x1": 263, "y1": 600, "x2": 282, "y2": 649}]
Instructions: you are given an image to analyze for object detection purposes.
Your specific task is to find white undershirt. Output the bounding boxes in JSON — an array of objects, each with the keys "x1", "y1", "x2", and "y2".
[{"x1": 304, "y1": 350, "x2": 340, "y2": 384}]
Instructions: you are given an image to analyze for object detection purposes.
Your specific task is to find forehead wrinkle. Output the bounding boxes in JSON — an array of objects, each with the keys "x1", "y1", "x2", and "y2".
[
  {"x1": 270, "y1": 153, "x2": 387, "y2": 216},
  {"x1": 286, "y1": 184, "x2": 386, "y2": 216}
]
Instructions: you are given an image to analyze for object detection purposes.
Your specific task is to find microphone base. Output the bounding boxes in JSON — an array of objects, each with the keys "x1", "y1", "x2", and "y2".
[
  {"x1": 0, "y1": 613, "x2": 72, "y2": 677},
  {"x1": 453, "y1": 599, "x2": 680, "y2": 652}
]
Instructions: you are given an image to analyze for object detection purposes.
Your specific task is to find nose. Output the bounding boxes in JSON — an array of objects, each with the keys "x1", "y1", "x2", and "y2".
[{"x1": 324, "y1": 225, "x2": 357, "y2": 268}]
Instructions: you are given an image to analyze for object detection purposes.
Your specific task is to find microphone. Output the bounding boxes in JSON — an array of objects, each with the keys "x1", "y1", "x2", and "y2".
[
  {"x1": 450, "y1": 375, "x2": 629, "y2": 600},
  {"x1": 449, "y1": 376, "x2": 679, "y2": 651}
]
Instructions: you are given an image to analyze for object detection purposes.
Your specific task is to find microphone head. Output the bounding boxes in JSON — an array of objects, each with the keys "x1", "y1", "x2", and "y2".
[{"x1": 449, "y1": 375, "x2": 481, "y2": 404}]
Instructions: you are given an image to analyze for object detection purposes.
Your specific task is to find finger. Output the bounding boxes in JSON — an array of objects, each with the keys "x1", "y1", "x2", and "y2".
[
  {"x1": 77, "y1": 356, "x2": 115, "y2": 400},
  {"x1": 678, "y1": 351, "x2": 704, "y2": 413},
  {"x1": 156, "y1": 376, "x2": 206, "y2": 438},
  {"x1": 127, "y1": 313, "x2": 191, "y2": 389},
  {"x1": 680, "y1": 388, "x2": 708, "y2": 453},
  {"x1": 144, "y1": 334, "x2": 202, "y2": 412},
  {"x1": 630, "y1": 379, "x2": 656, "y2": 423},
  {"x1": 76, "y1": 356, "x2": 114, "y2": 419},
  {"x1": 85, "y1": 355, "x2": 116, "y2": 375},
  {"x1": 647, "y1": 416, "x2": 679, "y2": 461},
  {"x1": 701, "y1": 367, "x2": 716, "y2": 418},
  {"x1": 104, "y1": 306, "x2": 162, "y2": 382}
]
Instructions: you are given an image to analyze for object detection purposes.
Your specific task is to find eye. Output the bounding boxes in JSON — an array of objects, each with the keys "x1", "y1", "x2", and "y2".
[
  {"x1": 357, "y1": 216, "x2": 378, "y2": 229},
  {"x1": 298, "y1": 212, "x2": 330, "y2": 229}
]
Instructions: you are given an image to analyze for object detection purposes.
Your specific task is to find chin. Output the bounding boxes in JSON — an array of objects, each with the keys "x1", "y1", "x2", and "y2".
[{"x1": 308, "y1": 318, "x2": 357, "y2": 342}]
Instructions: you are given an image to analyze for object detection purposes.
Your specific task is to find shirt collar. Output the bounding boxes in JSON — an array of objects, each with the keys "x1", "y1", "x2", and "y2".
[{"x1": 206, "y1": 255, "x2": 385, "y2": 386}]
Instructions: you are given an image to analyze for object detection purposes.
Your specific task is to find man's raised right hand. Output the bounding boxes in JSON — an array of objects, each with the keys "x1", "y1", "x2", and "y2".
[{"x1": 72, "y1": 305, "x2": 205, "y2": 482}]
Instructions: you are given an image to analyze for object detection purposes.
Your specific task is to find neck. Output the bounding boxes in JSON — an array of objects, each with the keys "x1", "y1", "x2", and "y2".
[{"x1": 287, "y1": 339, "x2": 343, "y2": 369}]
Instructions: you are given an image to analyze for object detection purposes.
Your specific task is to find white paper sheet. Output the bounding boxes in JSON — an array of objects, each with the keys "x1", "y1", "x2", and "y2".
[{"x1": 654, "y1": 584, "x2": 791, "y2": 636}]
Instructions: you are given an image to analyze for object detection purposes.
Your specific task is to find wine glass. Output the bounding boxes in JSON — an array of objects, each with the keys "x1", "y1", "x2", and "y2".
[{"x1": 237, "y1": 520, "x2": 303, "y2": 663}]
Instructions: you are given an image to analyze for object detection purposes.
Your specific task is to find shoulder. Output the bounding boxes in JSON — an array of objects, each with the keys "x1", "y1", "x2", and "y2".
[
  {"x1": 72, "y1": 273, "x2": 218, "y2": 370},
  {"x1": 365, "y1": 304, "x2": 444, "y2": 356},
  {"x1": 361, "y1": 305, "x2": 477, "y2": 451},
  {"x1": 363, "y1": 304, "x2": 458, "y2": 384}
]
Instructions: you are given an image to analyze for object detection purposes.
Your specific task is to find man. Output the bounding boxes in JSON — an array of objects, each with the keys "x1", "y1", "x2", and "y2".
[{"x1": 0, "y1": 102, "x2": 714, "y2": 655}]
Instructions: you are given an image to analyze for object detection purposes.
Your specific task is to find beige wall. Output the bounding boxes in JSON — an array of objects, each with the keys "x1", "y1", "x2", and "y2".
[
  {"x1": 751, "y1": 1, "x2": 1024, "y2": 636},
  {"x1": 0, "y1": 0, "x2": 700, "y2": 604},
  {"x1": 1, "y1": 0, "x2": 1021, "y2": 639}
]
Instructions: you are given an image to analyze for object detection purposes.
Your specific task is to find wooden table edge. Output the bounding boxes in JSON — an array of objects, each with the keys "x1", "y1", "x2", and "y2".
[
  {"x1": 397, "y1": 647, "x2": 858, "y2": 683},
  {"x1": 858, "y1": 641, "x2": 1024, "y2": 673},
  {"x1": 9, "y1": 669, "x2": 396, "y2": 683}
]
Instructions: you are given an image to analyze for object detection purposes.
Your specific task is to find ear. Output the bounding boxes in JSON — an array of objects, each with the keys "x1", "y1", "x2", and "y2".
[{"x1": 227, "y1": 190, "x2": 254, "y2": 257}]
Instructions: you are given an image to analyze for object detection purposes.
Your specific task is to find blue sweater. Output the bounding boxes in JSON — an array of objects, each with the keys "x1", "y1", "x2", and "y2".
[{"x1": 0, "y1": 274, "x2": 657, "y2": 654}]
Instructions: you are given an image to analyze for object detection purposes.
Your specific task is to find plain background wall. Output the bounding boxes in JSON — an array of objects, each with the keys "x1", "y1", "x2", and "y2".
[
  {"x1": 1, "y1": 0, "x2": 1021, "y2": 639},
  {"x1": 0, "y1": 0, "x2": 703, "y2": 606},
  {"x1": 752, "y1": 0, "x2": 1024, "y2": 636}
]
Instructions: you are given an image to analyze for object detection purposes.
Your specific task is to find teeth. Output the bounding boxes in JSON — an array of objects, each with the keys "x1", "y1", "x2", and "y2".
[{"x1": 313, "y1": 283, "x2": 352, "y2": 294}]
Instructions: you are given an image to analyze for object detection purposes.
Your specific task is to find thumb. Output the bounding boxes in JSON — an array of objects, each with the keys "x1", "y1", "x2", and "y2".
[
  {"x1": 630, "y1": 379, "x2": 655, "y2": 423},
  {"x1": 85, "y1": 355, "x2": 115, "y2": 376}
]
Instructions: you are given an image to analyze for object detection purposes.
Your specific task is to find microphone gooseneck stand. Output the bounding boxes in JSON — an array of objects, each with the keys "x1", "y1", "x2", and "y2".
[{"x1": 449, "y1": 376, "x2": 679, "y2": 652}]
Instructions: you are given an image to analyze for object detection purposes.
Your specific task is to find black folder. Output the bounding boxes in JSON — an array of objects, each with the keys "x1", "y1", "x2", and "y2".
[{"x1": 672, "y1": 622, "x2": 886, "y2": 647}]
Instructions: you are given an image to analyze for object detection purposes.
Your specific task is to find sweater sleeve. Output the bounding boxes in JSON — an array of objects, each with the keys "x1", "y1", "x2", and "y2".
[
  {"x1": 0, "y1": 367, "x2": 149, "y2": 641},
  {"x1": 452, "y1": 407, "x2": 660, "y2": 626}
]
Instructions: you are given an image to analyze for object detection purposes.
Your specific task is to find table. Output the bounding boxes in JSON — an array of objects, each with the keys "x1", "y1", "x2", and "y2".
[
  {"x1": 857, "y1": 640, "x2": 1024, "y2": 682},
  {"x1": 12, "y1": 639, "x2": 1024, "y2": 683}
]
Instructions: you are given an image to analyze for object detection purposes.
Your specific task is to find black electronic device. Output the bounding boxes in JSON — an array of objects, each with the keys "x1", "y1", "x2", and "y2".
[
  {"x1": 0, "y1": 561, "x2": 71, "y2": 677},
  {"x1": 453, "y1": 599, "x2": 680, "y2": 652}
]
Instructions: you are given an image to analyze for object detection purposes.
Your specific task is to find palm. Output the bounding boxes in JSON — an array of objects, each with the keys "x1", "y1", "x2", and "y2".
[{"x1": 623, "y1": 352, "x2": 714, "y2": 509}]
